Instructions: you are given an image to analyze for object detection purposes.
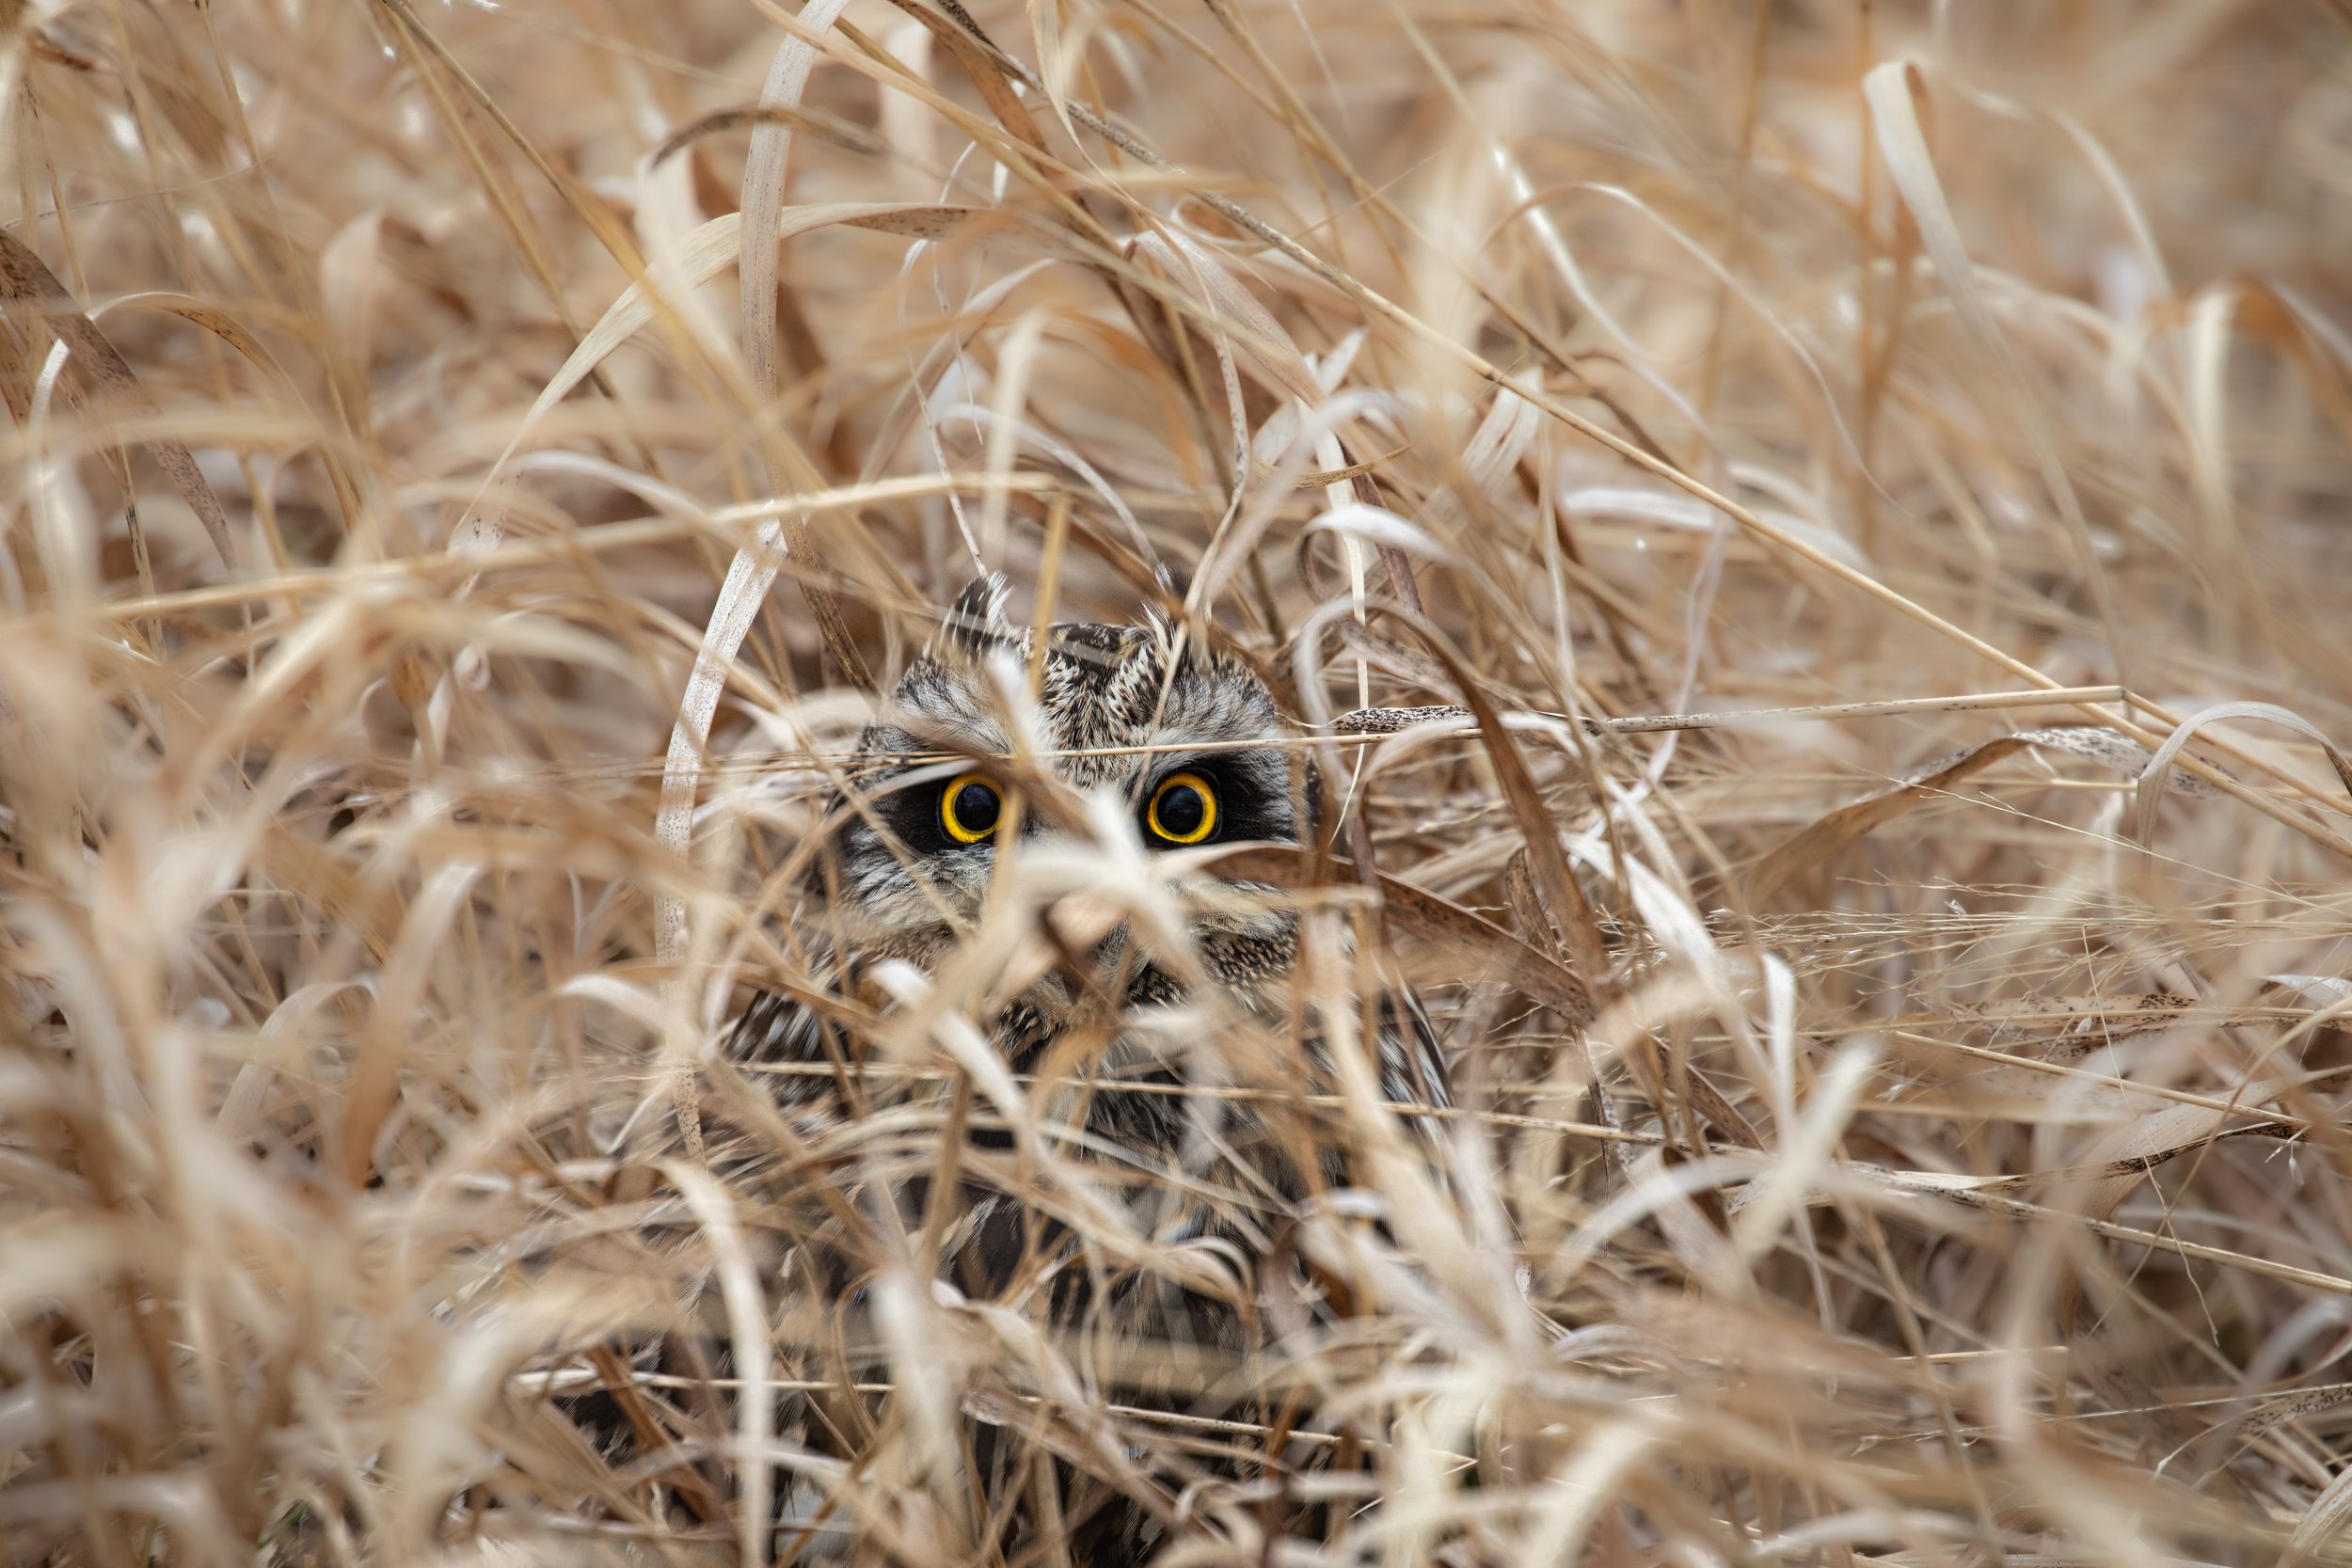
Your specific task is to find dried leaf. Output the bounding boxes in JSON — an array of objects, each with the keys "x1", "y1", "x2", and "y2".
[
  {"x1": 872, "y1": 0, "x2": 1051, "y2": 159},
  {"x1": 1390, "y1": 612, "x2": 1610, "y2": 984},
  {"x1": 1751, "y1": 727, "x2": 2221, "y2": 902},
  {"x1": 0, "y1": 229, "x2": 237, "y2": 571},
  {"x1": 1204, "y1": 844, "x2": 1595, "y2": 1026},
  {"x1": 2135, "y1": 701, "x2": 2352, "y2": 857},
  {"x1": 100, "y1": 291, "x2": 361, "y2": 528}
]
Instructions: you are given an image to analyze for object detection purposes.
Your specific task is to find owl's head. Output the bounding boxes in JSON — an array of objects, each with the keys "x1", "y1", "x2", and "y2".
[{"x1": 824, "y1": 579, "x2": 1302, "y2": 991}]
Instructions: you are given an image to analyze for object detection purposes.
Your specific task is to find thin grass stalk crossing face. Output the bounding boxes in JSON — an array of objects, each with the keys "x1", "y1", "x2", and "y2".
[{"x1": 2, "y1": 4, "x2": 2351, "y2": 1567}]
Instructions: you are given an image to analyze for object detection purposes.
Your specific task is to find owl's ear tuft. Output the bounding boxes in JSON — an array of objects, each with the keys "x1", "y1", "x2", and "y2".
[{"x1": 936, "y1": 574, "x2": 1016, "y2": 661}]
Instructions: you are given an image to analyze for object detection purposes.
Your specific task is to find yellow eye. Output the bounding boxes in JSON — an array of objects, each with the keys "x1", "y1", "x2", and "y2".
[
  {"x1": 1146, "y1": 772, "x2": 1217, "y2": 845},
  {"x1": 940, "y1": 772, "x2": 1003, "y2": 844}
]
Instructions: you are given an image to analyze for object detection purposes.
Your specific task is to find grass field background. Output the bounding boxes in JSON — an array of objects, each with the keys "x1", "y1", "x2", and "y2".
[{"x1": 5, "y1": 1, "x2": 2352, "y2": 1562}]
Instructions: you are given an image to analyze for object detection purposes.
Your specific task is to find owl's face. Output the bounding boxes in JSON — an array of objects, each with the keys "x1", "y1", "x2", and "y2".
[{"x1": 825, "y1": 592, "x2": 1301, "y2": 1009}]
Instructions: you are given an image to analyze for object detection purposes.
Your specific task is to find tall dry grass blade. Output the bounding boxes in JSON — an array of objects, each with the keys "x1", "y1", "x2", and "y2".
[
  {"x1": 1751, "y1": 727, "x2": 2224, "y2": 902},
  {"x1": 739, "y1": 0, "x2": 857, "y2": 403},
  {"x1": 2133, "y1": 701, "x2": 2352, "y2": 860},
  {"x1": 0, "y1": 230, "x2": 235, "y2": 570},
  {"x1": 1864, "y1": 61, "x2": 2129, "y2": 679}
]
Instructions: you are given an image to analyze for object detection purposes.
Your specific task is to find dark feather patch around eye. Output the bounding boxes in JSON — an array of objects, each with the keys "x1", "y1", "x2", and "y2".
[
  {"x1": 1142, "y1": 752, "x2": 1295, "y2": 847},
  {"x1": 848, "y1": 768, "x2": 981, "y2": 857}
]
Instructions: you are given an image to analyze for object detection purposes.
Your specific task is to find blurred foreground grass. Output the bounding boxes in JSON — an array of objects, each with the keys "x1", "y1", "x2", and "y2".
[{"x1": 5, "y1": 1, "x2": 2352, "y2": 1563}]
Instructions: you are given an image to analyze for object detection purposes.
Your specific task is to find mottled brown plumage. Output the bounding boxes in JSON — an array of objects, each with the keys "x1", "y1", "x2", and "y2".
[{"x1": 711, "y1": 579, "x2": 1447, "y2": 1563}]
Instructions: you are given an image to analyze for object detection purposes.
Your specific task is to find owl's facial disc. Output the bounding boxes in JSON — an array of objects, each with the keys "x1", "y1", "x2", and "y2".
[{"x1": 828, "y1": 612, "x2": 1303, "y2": 987}]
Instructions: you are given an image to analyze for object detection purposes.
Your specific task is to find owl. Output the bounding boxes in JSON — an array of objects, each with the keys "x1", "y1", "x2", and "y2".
[{"x1": 703, "y1": 578, "x2": 1449, "y2": 1562}]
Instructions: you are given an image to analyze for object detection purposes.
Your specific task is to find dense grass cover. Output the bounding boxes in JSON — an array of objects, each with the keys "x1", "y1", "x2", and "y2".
[{"x1": 5, "y1": 1, "x2": 2352, "y2": 1562}]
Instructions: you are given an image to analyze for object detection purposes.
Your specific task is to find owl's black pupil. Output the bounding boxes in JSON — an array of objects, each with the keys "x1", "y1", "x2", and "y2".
[
  {"x1": 952, "y1": 781, "x2": 1000, "y2": 835},
  {"x1": 1155, "y1": 784, "x2": 1206, "y2": 838}
]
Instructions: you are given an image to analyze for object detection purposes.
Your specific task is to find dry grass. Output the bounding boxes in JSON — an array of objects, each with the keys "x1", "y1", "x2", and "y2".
[{"x1": 6, "y1": 0, "x2": 2352, "y2": 1563}]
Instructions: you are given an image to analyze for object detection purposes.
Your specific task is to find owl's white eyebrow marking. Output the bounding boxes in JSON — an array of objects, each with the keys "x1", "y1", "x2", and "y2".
[
  {"x1": 874, "y1": 676, "x2": 1017, "y2": 758},
  {"x1": 888, "y1": 710, "x2": 1013, "y2": 754}
]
